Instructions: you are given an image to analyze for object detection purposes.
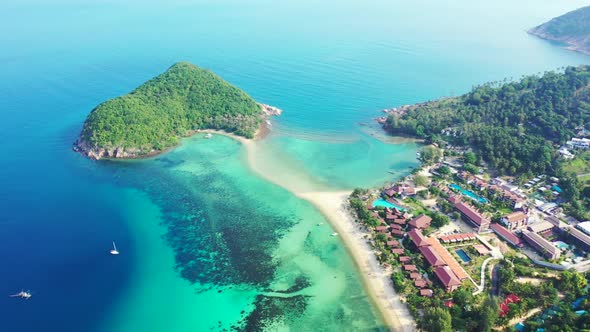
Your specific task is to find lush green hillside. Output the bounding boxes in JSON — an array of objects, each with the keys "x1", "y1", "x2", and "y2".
[
  {"x1": 529, "y1": 6, "x2": 590, "y2": 55},
  {"x1": 77, "y1": 62, "x2": 263, "y2": 158},
  {"x1": 384, "y1": 66, "x2": 590, "y2": 175}
]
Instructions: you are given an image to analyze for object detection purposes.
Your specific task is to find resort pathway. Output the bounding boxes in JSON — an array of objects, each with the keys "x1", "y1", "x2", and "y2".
[{"x1": 473, "y1": 257, "x2": 495, "y2": 295}]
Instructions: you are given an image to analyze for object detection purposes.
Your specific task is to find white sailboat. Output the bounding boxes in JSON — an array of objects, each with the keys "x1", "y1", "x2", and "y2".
[{"x1": 110, "y1": 241, "x2": 119, "y2": 255}]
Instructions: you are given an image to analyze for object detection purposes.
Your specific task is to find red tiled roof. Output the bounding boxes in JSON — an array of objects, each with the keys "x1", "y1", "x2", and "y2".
[
  {"x1": 419, "y1": 245, "x2": 446, "y2": 267},
  {"x1": 409, "y1": 215, "x2": 432, "y2": 229},
  {"x1": 408, "y1": 229, "x2": 429, "y2": 247},
  {"x1": 409, "y1": 272, "x2": 421, "y2": 280},
  {"x1": 490, "y1": 223, "x2": 523, "y2": 247},
  {"x1": 504, "y1": 211, "x2": 527, "y2": 223},
  {"x1": 375, "y1": 225, "x2": 388, "y2": 232},
  {"x1": 393, "y1": 219, "x2": 407, "y2": 225},
  {"x1": 390, "y1": 224, "x2": 402, "y2": 230},
  {"x1": 399, "y1": 256, "x2": 411, "y2": 262},
  {"x1": 391, "y1": 229, "x2": 404, "y2": 237},
  {"x1": 403, "y1": 264, "x2": 417, "y2": 271},
  {"x1": 455, "y1": 201, "x2": 490, "y2": 226},
  {"x1": 434, "y1": 266, "x2": 461, "y2": 289},
  {"x1": 426, "y1": 237, "x2": 469, "y2": 280},
  {"x1": 391, "y1": 248, "x2": 404, "y2": 254},
  {"x1": 387, "y1": 240, "x2": 399, "y2": 248},
  {"x1": 420, "y1": 289, "x2": 433, "y2": 297},
  {"x1": 414, "y1": 280, "x2": 427, "y2": 288}
]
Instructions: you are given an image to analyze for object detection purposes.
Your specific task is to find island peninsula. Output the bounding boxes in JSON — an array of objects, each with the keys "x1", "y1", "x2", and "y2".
[{"x1": 74, "y1": 62, "x2": 280, "y2": 160}]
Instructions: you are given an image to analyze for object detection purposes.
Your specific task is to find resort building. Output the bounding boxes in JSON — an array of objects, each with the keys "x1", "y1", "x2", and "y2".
[
  {"x1": 438, "y1": 233, "x2": 476, "y2": 243},
  {"x1": 449, "y1": 196, "x2": 490, "y2": 233},
  {"x1": 420, "y1": 289, "x2": 434, "y2": 297},
  {"x1": 434, "y1": 266, "x2": 462, "y2": 292},
  {"x1": 527, "y1": 220, "x2": 554, "y2": 234},
  {"x1": 566, "y1": 137, "x2": 590, "y2": 149},
  {"x1": 391, "y1": 248, "x2": 404, "y2": 255},
  {"x1": 419, "y1": 245, "x2": 446, "y2": 267},
  {"x1": 409, "y1": 272, "x2": 421, "y2": 280},
  {"x1": 522, "y1": 230, "x2": 561, "y2": 260},
  {"x1": 409, "y1": 215, "x2": 432, "y2": 230},
  {"x1": 490, "y1": 223, "x2": 523, "y2": 248},
  {"x1": 425, "y1": 238, "x2": 469, "y2": 281},
  {"x1": 501, "y1": 211, "x2": 528, "y2": 230},
  {"x1": 384, "y1": 184, "x2": 416, "y2": 198},
  {"x1": 408, "y1": 229, "x2": 429, "y2": 248},
  {"x1": 563, "y1": 227, "x2": 590, "y2": 252}
]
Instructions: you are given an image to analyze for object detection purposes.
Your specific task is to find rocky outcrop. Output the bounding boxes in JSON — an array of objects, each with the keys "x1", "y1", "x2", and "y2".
[
  {"x1": 73, "y1": 138, "x2": 148, "y2": 160},
  {"x1": 260, "y1": 103, "x2": 283, "y2": 116},
  {"x1": 529, "y1": 27, "x2": 590, "y2": 55}
]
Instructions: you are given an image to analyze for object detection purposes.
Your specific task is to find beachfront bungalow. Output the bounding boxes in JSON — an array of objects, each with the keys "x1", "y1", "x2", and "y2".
[
  {"x1": 390, "y1": 224, "x2": 403, "y2": 231},
  {"x1": 387, "y1": 240, "x2": 400, "y2": 248},
  {"x1": 403, "y1": 264, "x2": 418, "y2": 272},
  {"x1": 399, "y1": 256, "x2": 411, "y2": 263},
  {"x1": 409, "y1": 272, "x2": 421, "y2": 280},
  {"x1": 449, "y1": 196, "x2": 490, "y2": 233},
  {"x1": 391, "y1": 229, "x2": 404, "y2": 237},
  {"x1": 501, "y1": 211, "x2": 529, "y2": 230},
  {"x1": 420, "y1": 289, "x2": 434, "y2": 297},
  {"x1": 522, "y1": 230, "x2": 561, "y2": 260},
  {"x1": 490, "y1": 223, "x2": 523, "y2": 248},
  {"x1": 408, "y1": 229, "x2": 429, "y2": 248},
  {"x1": 375, "y1": 225, "x2": 389, "y2": 233},
  {"x1": 393, "y1": 219, "x2": 407, "y2": 226},
  {"x1": 391, "y1": 248, "x2": 404, "y2": 255},
  {"x1": 434, "y1": 266, "x2": 462, "y2": 292},
  {"x1": 414, "y1": 280, "x2": 427, "y2": 288},
  {"x1": 419, "y1": 245, "x2": 446, "y2": 267},
  {"x1": 409, "y1": 215, "x2": 432, "y2": 230}
]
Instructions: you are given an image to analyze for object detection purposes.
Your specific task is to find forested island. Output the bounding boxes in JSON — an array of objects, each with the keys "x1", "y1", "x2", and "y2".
[
  {"x1": 75, "y1": 62, "x2": 278, "y2": 160},
  {"x1": 529, "y1": 6, "x2": 590, "y2": 55},
  {"x1": 383, "y1": 65, "x2": 590, "y2": 218}
]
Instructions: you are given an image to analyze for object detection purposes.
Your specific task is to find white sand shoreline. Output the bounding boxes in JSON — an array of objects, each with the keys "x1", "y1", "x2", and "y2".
[{"x1": 202, "y1": 129, "x2": 415, "y2": 331}]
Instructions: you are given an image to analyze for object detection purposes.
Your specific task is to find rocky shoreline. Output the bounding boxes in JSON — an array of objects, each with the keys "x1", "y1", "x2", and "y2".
[
  {"x1": 528, "y1": 28, "x2": 590, "y2": 56},
  {"x1": 74, "y1": 103, "x2": 282, "y2": 160}
]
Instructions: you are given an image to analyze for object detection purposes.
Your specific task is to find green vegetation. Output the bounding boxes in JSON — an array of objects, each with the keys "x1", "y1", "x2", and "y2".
[
  {"x1": 385, "y1": 66, "x2": 590, "y2": 175},
  {"x1": 529, "y1": 6, "x2": 590, "y2": 54},
  {"x1": 80, "y1": 62, "x2": 263, "y2": 155}
]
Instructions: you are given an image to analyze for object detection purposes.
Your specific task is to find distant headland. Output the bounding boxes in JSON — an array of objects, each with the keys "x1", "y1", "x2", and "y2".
[
  {"x1": 529, "y1": 6, "x2": 590, "y2": 55},
  {"x1": 74, "y1": 62, "x2": 281, "y2": 160}
]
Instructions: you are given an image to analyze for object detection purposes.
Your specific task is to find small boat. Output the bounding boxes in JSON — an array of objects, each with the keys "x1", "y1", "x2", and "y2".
[
  {"x1": 331, "y1": 232, "x2": 339, "y2": 237},
  {"x1": 110, "y1": 241, "x2": 119, "y2": 255},
  {"x1": 317, "y1": 222, "x2": 324, "y2": 226},
  {"x1": 204, "y1": 133, "x2": 213, "y2": 139},
  {"x1": 10, "y1": 290, "x2": 32, "y2": 300}
]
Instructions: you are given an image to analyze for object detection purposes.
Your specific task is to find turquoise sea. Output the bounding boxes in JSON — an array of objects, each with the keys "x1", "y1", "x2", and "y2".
[{"x1": 1, "y1": 0, "x2": 589, "y2": 331}]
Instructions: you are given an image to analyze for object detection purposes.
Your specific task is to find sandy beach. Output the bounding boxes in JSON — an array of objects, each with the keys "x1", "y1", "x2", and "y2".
[{"x1": 202, "y1": 129, "x2": 415, "y2": 331}]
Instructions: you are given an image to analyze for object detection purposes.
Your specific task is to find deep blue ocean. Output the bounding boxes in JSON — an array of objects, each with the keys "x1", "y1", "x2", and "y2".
[{"x1": 1, "y1": 0, "x2": 590, "y2": 331}]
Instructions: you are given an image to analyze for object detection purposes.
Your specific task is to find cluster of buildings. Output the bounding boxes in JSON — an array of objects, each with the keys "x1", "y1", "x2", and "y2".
[
  {"x1": 456, "y1": 172, "x2": 526, "y2": 209},
  {"x1": 559, "y1": 137, "x2": 590, "y2": 159},
  {"x1": 448, "y1": 195, "x2": 490, "y2": 233},
  {"x1": 407, "y1": 229, "x2": 471, "y2": 292}
]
